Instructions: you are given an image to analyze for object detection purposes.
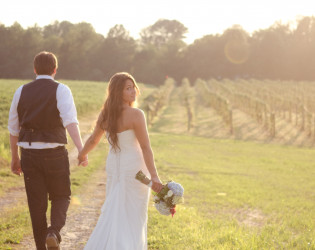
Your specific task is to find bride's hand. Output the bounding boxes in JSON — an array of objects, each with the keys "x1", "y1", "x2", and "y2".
[
  {"x1": 78, "y1": 152, "x2": 88, "y2": 167},
  {"x1": 151, "y1": 176, "x2": 163, "y2": 193}
]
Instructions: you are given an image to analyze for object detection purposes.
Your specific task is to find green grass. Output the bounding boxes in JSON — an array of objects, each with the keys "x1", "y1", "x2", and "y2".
[
  {"x1": 147, "y1": 133, "x2": 315, "y2": 249},
  {"x1": 0, "y1": 207, "x2": 31, "y2": 248},
  {"x1": 3, "y1": 132, "x2": 314, "y2": 249},
  {"x1": 1, "y1": 79, "x2": 315, "y2": 249},
  {"x1": 69, "y1": 141, "x2": 108, "y2": 193}
]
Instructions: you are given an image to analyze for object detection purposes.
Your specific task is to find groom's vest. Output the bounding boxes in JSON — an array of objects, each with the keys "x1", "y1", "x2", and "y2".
[{"x1": 17, "y1": 78, "x2": 67, "y2": 145}]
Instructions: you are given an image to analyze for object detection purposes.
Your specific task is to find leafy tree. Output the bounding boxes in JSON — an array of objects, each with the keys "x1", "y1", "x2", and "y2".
[
  {"x1": 3, "y1": 17, "x2": 315, "y2": 82},
  {"x1": 136, "y1": 19, "x2": 188, "y2": 84},
  {"x1": 183, "y1": 34, "x2": 224, "y2": 82},
  {"x1": 140, "y1": 19, "x2": 188, "y2": 47},
  {"x1": 57, "y1": 22, "x2": 104, "y2": 79},
  {"x1": 97, "y1": 24, "x2": 136, "y2": 80},
  {"x1": 133, "y1": 46, "x2": 164, "y2": 85},
  {"x1": 250, "y1": 22, "x2": 292, "y2": 79},
  {"x1": 290, "y1": 16, "x2": 315, "y2": 80}
]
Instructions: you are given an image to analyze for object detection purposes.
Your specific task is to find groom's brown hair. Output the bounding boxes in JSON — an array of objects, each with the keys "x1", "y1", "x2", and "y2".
[{"x1": 34, "y1": 51, "x2": 58, "y2": 75}]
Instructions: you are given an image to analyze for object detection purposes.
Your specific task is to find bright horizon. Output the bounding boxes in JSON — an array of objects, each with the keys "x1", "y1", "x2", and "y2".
[{"x1": 1, "y1": 0, "x2": 315, "y2": 44}]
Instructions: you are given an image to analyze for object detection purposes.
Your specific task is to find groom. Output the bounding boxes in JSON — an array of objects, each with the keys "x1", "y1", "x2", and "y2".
[{"x1": 8, "y1": 51, "x2": 87, "y2": 249}]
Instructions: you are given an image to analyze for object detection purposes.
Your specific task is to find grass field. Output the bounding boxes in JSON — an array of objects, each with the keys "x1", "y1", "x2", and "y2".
[
  {"x1": 2, "y1": 134, "x2": 314, "y2": 249},
  {"x1": 147, "y1": 133, "x2": 315, "y2": 249},
  {"x1": 1, "y1": 79, "x2": 315, "y2": 249}
]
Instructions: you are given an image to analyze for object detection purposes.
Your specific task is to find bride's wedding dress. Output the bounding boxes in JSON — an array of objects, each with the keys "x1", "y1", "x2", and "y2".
[{"x1": 84, "y1": 129, "x2": 151, "y2": 250}]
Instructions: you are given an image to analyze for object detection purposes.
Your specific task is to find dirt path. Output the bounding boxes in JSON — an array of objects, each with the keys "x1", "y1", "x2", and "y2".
[
  {"x1": 0, "y1": 134, "x2": 90, "y2": 215},
  {"x1": 15, "y1": 163, "x2": 106, "y2": 250},
  {"x1": 0, "y1": 186, "x2": 27, "y2": 211}
]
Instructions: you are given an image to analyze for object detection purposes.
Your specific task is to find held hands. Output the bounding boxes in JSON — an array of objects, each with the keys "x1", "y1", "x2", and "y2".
[
  {"x1": 78, "y1": 151, "x2": 88, "y2": 167},
  {"x1": 11, "y1": 158, "x2": 22, "y2": 176},
  {"x1": 151, "y1": 176, "x2": 163, "y2": 193}
]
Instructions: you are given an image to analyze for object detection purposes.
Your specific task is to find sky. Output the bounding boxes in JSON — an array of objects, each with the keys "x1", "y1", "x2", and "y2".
[{"x1": 1, "y1": 0, "x2": 315, "y2": 44}]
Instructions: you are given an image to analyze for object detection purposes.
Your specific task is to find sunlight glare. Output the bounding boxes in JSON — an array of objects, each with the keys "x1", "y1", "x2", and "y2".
[{"x1": 1, "y1": 0, "x2": 315, "y2": 43}]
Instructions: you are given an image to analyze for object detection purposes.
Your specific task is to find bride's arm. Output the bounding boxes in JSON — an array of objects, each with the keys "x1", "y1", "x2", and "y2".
[
  {"x1": 133, "y1": 109, "x2": 163, "y2": 193},
  {"x1": 78, "y1": 124, "x2": 104, "y2": 165}
]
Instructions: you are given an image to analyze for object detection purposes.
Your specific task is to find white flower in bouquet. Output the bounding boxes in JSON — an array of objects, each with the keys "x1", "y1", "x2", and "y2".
[
  {"x1": 154, "y1": 201, "x2": 171, "y2": 215},
  {"x1": 167, "y1": 190, "x2": 173, "y2": 197},
  {"x1": 172, "y1": 195, "x2": 183, "y2": 205}
]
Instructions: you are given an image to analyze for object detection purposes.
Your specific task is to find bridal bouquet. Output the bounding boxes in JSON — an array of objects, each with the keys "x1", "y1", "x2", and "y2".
[{"x1": 135, "y1": 170, "x2": 184, "y2": 217}]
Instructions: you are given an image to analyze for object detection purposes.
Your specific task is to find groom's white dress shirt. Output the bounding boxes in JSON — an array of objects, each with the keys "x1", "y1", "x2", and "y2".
[{"x1": 8, "y1": 75, "x2": 78, "y2": 149}]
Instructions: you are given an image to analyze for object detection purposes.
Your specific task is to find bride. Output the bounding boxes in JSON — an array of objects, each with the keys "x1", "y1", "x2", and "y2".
[{"x1": 78, "y1": 72, "x2": 163, "y2": 250}]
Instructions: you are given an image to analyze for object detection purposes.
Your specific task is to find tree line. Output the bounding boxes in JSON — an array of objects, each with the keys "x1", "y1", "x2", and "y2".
[{"x1": 1, "y1": 17, "x2": 315, "y2": 85}]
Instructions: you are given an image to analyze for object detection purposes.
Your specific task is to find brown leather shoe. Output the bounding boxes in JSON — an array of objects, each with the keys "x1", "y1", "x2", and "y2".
[{"x1": 46, "y1": 232, "x2": 60, "y2": 250}]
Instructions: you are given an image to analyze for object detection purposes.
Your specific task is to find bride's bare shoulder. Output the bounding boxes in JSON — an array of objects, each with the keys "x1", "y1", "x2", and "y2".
[
  {"x1": 125, "y1": 108, "x2": 145, "y2": 126},
  {"x1": 126, "y1": 107, "x2": 145, "y2": 116}
]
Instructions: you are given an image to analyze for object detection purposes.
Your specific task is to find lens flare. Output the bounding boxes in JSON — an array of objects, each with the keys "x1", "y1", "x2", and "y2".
[
  {"x1": 224, "y1": 39, "x2": 250, "y2": 64},
  {"x1": 71, "y1": 195, "x2": 81, "y2": 205}
]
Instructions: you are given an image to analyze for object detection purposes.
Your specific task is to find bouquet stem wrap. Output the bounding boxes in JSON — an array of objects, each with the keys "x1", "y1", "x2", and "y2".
[{"x1": 135, "y1": 170, "x2": 152, "y2": 187}]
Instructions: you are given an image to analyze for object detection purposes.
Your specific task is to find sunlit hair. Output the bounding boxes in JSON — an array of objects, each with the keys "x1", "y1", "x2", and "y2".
[
  {"x1": 97, "y1": 72, "x2": 140, "y2": 151},
  {"x1": 34, "y1": 51, "x2": 58, "y2": 75}
]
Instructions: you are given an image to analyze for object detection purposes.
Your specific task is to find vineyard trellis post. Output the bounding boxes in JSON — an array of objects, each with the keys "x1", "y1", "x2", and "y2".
[{"x1": 270, "y1": 113, "x2": 276, "y2": 137}]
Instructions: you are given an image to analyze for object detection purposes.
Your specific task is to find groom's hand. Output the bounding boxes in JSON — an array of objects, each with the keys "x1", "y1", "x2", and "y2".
[{"x1": 11, "y1": 158, "x2": 22, "y2": 176}]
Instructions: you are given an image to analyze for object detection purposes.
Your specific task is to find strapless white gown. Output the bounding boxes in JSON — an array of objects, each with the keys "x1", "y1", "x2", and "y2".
[{"x1": 84, "y1": 130, "x2": 151, "y2": 250}]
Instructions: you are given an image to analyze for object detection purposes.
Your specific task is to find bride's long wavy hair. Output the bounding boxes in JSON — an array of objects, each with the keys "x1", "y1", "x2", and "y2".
[{"x1": 97, "y1": 72, "x2": 140, "y2": 151}]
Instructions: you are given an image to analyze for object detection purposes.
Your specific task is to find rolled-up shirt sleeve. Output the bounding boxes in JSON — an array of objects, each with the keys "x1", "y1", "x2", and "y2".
[
  {"x1": 8, "y1": 86, "x2": 23, "y2": 136},
  {"x1": 57, "y1": 83, "x2": 79, "y2": 127}
]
